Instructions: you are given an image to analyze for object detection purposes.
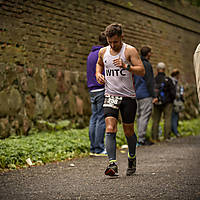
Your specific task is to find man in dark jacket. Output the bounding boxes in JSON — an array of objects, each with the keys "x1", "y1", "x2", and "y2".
[
  {"x1": 134, "y1": 46, "x2": 157, "y2": 146},
  {"x1": 151, "y1": 62, "x2": 176, "y2": 141},
  {"x1": 87, "y1": 32, "x2": 108, "y2": 156}
]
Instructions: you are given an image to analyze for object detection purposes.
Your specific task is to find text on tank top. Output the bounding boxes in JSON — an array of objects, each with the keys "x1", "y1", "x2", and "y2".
[{"x1": 103, "y1": 43, "x2": 136, "y2": 97}]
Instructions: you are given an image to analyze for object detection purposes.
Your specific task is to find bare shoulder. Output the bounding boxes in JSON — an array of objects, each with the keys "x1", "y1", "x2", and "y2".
[
  {"x1": 125, "y1": 44, "x2": 139, "y2": 61},
  {"x1": 125, "y1": 44, "x2": 138, "y2": 55},
  {"x1": 99, "y1": 47, "x2": 107, "y2": 58}
]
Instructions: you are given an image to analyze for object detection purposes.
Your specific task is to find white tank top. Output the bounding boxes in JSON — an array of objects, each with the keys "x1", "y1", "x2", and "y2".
[{"x1": 103, "y1": 43, "x2": 136, "y2": 98}]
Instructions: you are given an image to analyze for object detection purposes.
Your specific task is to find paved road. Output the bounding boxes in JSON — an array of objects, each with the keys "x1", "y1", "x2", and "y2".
[{"x1": 0, "y1": 135, "x2": 200, "y2": 200}]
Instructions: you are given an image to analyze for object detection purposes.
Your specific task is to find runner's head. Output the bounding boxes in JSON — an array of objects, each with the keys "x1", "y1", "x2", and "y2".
[{"x1": 105, "y1": 23, "x2": 123, "y2": 52}]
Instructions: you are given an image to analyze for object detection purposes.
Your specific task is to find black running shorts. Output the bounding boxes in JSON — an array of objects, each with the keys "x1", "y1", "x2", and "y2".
[{"x1": 104, "y1": 96, "x2": 137, "y2": 124}]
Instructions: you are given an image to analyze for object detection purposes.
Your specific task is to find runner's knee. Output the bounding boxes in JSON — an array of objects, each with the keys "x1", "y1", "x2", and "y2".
[
  {"x1": 106, "y1": 125, "x2": 117, "y2": 133},
  {"x1": 125, "y1": 131, "x2": 135, "y2": 137},
  {"x1": 123, "y1": 124, "x2": 134, "y2": 137}
]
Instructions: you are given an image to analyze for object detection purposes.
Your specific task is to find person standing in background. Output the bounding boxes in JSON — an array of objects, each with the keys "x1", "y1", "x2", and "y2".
[
  {"x1": 170, "y1": 69, "x2": 184, "y2": 137},
  {"x1": 151, "y1": 62, "x2": 176, "y2": 142},
  {"x1": 193, "y1": 43, "x2": 200, "y2": 104},
  {"x1": 87, "y1": 32, "x2": 108, "y2": 156},
  {"x1": 134, "y1": 46, "x2": 157, "y2": 146}
]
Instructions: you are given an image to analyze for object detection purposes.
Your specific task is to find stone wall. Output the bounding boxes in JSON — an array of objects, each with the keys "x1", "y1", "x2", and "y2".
[{"x1": 0, "y1": 0, "x2": 200, "y2": 137}]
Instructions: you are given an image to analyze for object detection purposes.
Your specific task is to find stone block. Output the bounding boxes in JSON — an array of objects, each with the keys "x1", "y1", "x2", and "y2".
[
  {"x1": 47, "y1": 77, "x2": 57, "y2": 100},
  {"x1": 68, "y1": 90, "x2": 77, "y2": 117},
  {"x1": 56, "y1": 71, "x2": 66, "y2": 93},
  {"x1": 76, "y1": 96, "x2": 83, "y2": 116},
  {"x1": 22, "y1": 117, "x2": 31, "y2": 135},
  {"x1": 0, "y1": 91, "x2": 9, "y2": 117},
  {"x1": 6, "y1": 70, "x2": 18, "y2": 85},
  {"x1": 8, "y1": 87, "x2": 22, "y2": 115},
  {"x1": 25, "y1": 94, "x2": 36, "y2": 119},
  {"x1": 35, "y1": 92, "x2": 44, "y2": 117},
  {"x1": 41, "y1": 68, "x2": 48, "y2": 95},
  {"x1": 52, "y1": 94, "x2": 63, "y2": 119},
  {"x1": 26, "y1": 77, "x2": 36, "y2": 96},
  {"x1": 0, "y1": 117, "x2": 10, "y2": 139},
  {"x1": 43, "y1": 96, "x2": 53, "y2": 119},
  {"x1": 34, "y1": 68, "x2": 47, "y2": 95}
]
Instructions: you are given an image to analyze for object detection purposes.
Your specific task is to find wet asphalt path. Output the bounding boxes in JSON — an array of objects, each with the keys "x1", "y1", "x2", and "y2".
[{"x1": 0, "y1": 135, "x2": 200, "y2": 200}]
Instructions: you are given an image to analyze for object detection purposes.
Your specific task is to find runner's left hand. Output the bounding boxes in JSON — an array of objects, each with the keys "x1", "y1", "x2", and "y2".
[{"x1": 113, "y1": 58, "x2": 125, "y2": 69}]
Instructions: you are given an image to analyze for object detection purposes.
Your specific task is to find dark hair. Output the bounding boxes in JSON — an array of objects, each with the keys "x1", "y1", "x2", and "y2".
[
  {"x1": 140, "y1": 46, "x2": 151, "y2": 57},
  {"x1": 105, "y1": 23, "x2": 122, "y2": 38},
  {"x1": 99, "y1": 32, "x2": 108, "y2": 47},
  {"x1": 171, "y1": 69, "x2": 180, "y2": 77}
]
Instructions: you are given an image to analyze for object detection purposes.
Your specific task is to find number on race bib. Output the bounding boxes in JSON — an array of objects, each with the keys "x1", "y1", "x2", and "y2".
[{"x1": 103, "y1": 95, "x2": 122, "y2": 109}]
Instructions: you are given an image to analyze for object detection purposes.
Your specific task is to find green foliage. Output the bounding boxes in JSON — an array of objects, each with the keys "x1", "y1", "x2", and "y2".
[
  {"x1": 0, "y1": 129, "x2": 89, "y2": 170},
  {"x1": 144, "y1": 117, "x2": 200, "y2": 140},
  {"x1": 0, "y1": 117, "x2": 199, "y2": 171},
  {"x1": 178, "y1": 118, "x2": 200, "y2": 136},
  {"x1": 185, "y1": 0, "x2": 200, "y2": 6},
  {"x1": 0, "y1": 126, "x2": 127, "y2": 170}
]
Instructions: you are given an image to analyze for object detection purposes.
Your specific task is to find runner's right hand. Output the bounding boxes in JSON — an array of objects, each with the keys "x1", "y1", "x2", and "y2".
[{"x1": 96, "y1": 72, "x2": 105, "y2": 85}]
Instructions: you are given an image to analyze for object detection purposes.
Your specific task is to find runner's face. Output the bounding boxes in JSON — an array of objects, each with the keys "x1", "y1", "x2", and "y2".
[{"x1": 107, "y1": 35, "x2": 122, "y2": 52}]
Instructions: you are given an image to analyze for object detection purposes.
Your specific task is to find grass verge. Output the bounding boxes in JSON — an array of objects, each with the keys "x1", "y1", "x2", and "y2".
[{"x1": 0, "y1": 117, "x2": 199, "y2": 171}]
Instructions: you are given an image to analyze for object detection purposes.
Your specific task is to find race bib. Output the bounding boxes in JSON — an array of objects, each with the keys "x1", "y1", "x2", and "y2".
[{"x1": 103, "y1": 94, "x2": 122, "y2": 109}]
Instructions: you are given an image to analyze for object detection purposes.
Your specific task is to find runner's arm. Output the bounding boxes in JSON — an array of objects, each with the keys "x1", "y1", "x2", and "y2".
[
  {"x1": 114, "y1": 46, "x2": 145, "y2": 76},
  {"x1": 126, "y1": 47, "x2": 145, "y2": 76}
]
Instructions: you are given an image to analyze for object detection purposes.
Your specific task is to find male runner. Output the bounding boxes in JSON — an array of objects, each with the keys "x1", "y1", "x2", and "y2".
[{"x1": 96, "y1": 23, "x2": 145, "y2": 176}]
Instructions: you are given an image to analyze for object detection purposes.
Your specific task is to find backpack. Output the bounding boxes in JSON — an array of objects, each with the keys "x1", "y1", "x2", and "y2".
[
  {"x1": 154, "y1": 77, "x2": 169, "y2": 105},
  {"x1": 173, "y1": 99, "x2": 185, "y2": 112},
  {"x1": 173, "y1": 85, "x2": 185, "y2": 112}
]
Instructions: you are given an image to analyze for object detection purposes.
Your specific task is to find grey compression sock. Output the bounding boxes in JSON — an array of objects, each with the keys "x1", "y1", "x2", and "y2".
[
  {"x1": 106, "y1": 132, "x2": 116, "y2": 162},
  {"x1": 126, "y1": 133, "x2": 137, "y2": 159}
]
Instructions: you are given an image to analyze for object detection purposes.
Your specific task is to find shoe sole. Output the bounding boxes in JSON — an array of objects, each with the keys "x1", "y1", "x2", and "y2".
[
  {"x1": 126, "y1": 170, "x2": 136, "y2": 176},
  {"x1": 94, "y1": 153, "x2": 107, "y2": 157},
  {"x1": 126, "y1": 159, "x2": 136, "y2": 176},
  {"x1": 105, "y1": 168, "x2": 118, "y2": 176}
]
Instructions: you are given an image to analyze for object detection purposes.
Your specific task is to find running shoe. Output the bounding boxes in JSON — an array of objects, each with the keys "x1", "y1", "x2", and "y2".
[
  {"x1": 126, "y1": 157, "x2": 136, "y2": 176},
  {"x1": 94, "y1": 149, "x2": 107, "y2": 157},
  {"x1": 89, "y1": 152, "x2": 96, "y2": 156},
  {"x1": 105, "y1": 162, "x2": 118, "y2": 176}
]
